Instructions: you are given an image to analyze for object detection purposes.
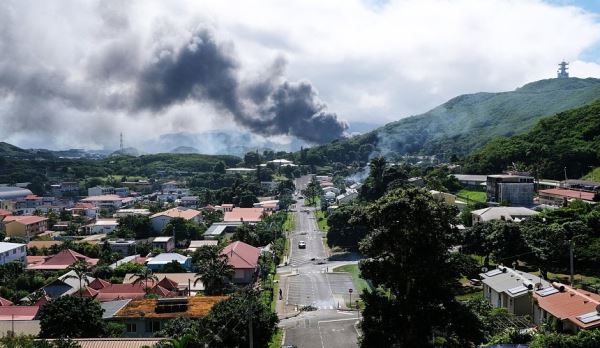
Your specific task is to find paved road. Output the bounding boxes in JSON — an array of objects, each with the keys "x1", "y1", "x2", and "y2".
[{"x1": 276, "y1": 175, "x2": 360, "y2": 348}]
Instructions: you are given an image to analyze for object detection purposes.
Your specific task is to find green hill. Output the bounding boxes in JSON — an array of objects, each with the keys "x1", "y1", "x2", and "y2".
[
  {"x1": 0, "y1": 142, "x2": 35, "y2": 158},
  {"x1": 305, "y1": 78, "x2": 600, "y2": 164},
  {"x1": 463, "y1": 100, "x2": 600, "y2": 179}
]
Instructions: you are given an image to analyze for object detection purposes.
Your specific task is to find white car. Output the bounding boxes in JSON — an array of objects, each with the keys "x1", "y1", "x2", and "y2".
[{"x1": 298, "y1": 241, "x2": 306, "y2": 249}]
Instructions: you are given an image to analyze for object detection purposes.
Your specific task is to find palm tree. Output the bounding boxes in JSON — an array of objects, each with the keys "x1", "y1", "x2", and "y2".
[
  {"x1": 131, "y1": 267, "x2": 159, "y2": 296},
  {"x1": 64, "y1": 260, "x2": 92, "y2": 297},
  {"x1": 194, "y1": 246, "x2": 234, "y2": 295}
]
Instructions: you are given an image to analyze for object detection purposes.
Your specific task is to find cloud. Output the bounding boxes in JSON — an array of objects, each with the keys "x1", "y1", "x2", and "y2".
[{"x1": 0, "y1": 0, "x2": 599, "y2": 150}]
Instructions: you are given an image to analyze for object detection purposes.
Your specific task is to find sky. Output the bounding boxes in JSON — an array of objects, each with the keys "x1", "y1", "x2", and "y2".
[{"x1": 1, "y1": 0, "x2": 600, "y2": 151}]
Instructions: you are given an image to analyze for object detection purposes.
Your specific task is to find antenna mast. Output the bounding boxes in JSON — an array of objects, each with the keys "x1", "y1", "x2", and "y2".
[{"x1": 120, "y1": 133, "x2": 124, "y2": 152}]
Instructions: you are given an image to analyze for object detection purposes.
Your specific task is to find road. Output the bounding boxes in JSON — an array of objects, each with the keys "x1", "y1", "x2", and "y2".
[{"x1": 277, "y1": 175, "x2": 360, "y2": 348}]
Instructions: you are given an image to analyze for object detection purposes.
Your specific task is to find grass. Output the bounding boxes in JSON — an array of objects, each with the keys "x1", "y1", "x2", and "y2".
[
  {"x1": 315, "y1": 210, "x2": 329, "y2": 231},
  {"x1": 283, "y1": 212, "x2": 295, "y2": 232},
  {"x1": 333, "y1": 264, "x2": 373, "y2": 293},
  {"x1": 456, "y1": 289, "x2": 483, "y2": 301},
  {"x1": 456, "y1": 189, "x2": 487, "y2": 203},
  {"x1": 268, "y1": 328, "x2": 284, "y2": 348},
  {"x1": 583, "y1": 167, "x2": 600, "y2": 182},
  {"x1": 271, "y1": 274, "x2": 280, "y2": 312}
]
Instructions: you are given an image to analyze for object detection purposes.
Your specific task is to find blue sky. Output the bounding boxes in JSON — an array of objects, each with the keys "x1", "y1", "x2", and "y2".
[{"x1": 558, "y1": 0, "x2": 600, "y2": 62}]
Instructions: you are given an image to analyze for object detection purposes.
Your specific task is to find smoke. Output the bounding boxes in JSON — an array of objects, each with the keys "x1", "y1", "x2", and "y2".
[{"x1": 133, "y1": 29, "x2": 347, "y2": 144}]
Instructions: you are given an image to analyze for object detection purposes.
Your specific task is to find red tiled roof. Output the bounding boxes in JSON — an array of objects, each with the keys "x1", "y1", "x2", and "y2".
[
  {"x1": 221, "y1": 241, "x2": 260, "y2": 269},
  {"x1": 0, "y1": 209, "x2": 11, "y2": 217},
  {"x1": 0, "y1": 306, "x2": 39, "y2": 320},
  {"x1": 539, "y1": 188, "x2": 595, "y2": 201},
  {"x1": 89, "y1": 278, "x2": 112, "y2": 290},
  {"x1": 535, "y1": 283, "x2": 600, "y2": 329},
  {"x1": 81, "y1": 281, "x2": 177, "y2": 302},
  {"x1": 25, "y1": 195, "x2": 41, "y2": 200},
  {"x1": 223, "y1": 208, "x2": 266, "y2": 223},
  {"x1": 27, "y1": 249, "x2": 99, "y2": 270},
  {"x1": 34, "y1": 296, "x2": 50, "y2": 307},
  {"x1": 150, "y1": 207, "x2": 201, "y2": 220},
  {"x1": 157, "y1": 277, "x2": 179, "y2": 291},
  {"x1": 0, "y1": 297, "x2": 13, "y2": 306},
  {"x1": 74, "y1": 202, "x2": 96, "y2": 209},
  {"x1": 3, "y1": 215, "x2": 48, "y2": 225}
]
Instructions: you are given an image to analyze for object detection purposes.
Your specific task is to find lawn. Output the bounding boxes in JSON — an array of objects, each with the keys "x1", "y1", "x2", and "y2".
[
  {"x1": 283, "y1": 212, "x2": 295, "y2": 232},
  {"x1": 333, "y1": 264, "x2": 373, "y2": 293},
  {"x1": 456, "y1": 189, "x2": 487, "y2": 203},
  {"x1": 268, "y1": 328, "x2": 284, "y2": 348},
  {"x1": 315, "y1": 210, "x2": 329, "y2": 231},
  {"x1": 583, "y1": 167, "x2": 600, "y2": 182},
  {"x1": 271, "y1": 274, "x2": 280, "y2": 312}
]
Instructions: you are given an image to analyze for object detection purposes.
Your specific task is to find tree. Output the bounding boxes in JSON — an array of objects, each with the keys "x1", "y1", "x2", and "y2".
[
  {"x1": 201, "y1": 289, "x2": 278, "y2": 348},
  {"x1": 214, "y1": 161, "x2": 226, "y2": 174},
  {"x1": 161, "y1": 260, "x2": 187, "y2": 273},
  {"x1": 38, "y1": 296, "x2": 106, "y2": 338},
  {"x1": 64, "y1": 260, "x2": 92, "y2": 297},
  {"x1": 157, "y1": 317, "x2": 203, "y2": 339},
  {"x1": 243, "y1": 152, "x2": 261, "y2": 167},
  {"x1": 326, "y1": 204, "x2": 368, "y2": 250},
  {"x1": 117, "y1": 215, "x2": 152, "y2": 239},
  {"x1": 131, "y1": 267, "x2": 159, "y2": 295},
  {"x1": 194, "y1": 246, "x2": 234, "y2": 295},
  {"x1": 359, "y1": 188, "x2": 483, "y2": 347}
]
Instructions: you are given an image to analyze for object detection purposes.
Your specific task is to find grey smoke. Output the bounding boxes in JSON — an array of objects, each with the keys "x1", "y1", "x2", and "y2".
[{"x1": 134, "y1": 29, "x2": 347, "y2": 144}]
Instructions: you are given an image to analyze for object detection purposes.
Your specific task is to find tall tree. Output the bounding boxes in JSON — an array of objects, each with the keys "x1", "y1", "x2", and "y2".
[
  {"x1": 194, "y1": 246, "x2": 234, "y2": 295},
  {"x1": 359, "y1": 188, "x2": 483, "y2": 347},
  {"x1": 64, "y1": 260, "x2": 92, "y2": 297},
  {"x1": 38, "y1": 296, "x2": 106, "y2": 338},
  {"x1": 131, "y1": 267, "x2": 159, "y2": 296}
]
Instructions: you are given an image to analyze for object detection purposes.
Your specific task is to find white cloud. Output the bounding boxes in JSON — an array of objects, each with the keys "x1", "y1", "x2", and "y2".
[{"x1": 1, "y1": 0, "x2": 600, "y2": 149}]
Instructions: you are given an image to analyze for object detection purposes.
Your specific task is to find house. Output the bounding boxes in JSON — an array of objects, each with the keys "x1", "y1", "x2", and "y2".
[
  {"x1": 179, "y1": 196, "x2": 199, "y2": 208},
  {"x1": 35, "y1": 270, "x2": 95, "y2": 299},
  {"x1": 81, "y1": 195, "x2": 129, "y2": 211},
  {"x1": 324, "y1": 191, "x2": 337, "y2": 201},
  {"x1": 203, "y1": 222, "x2": 243, "y2": 240},
  {"x1": 108, "y1": 240, "x2": 137, "y2": 256},
  {"x1": 51, "y1": 181, "x2": 80, "y2": 197},
  {"x1": 225, "y1": 168, "x2": 256, "y2": 175},
  {"x1": 407, "y1": 177, "x2": 425, "y2": 187},
  {"x1": 70, "y1": 202, "x2": 99, "y2": 219},
  {"x1": 88, "y1": 186, "x2": 116, "y2": 197},
  {"x1": 538, "y1": 188, "x2": 596, "y2": 206},
  {"x1": 336, "y1": 189, "x2": 359, "y2": 204},
  {"x1": 161, "y1": 181, "x2": 179, "y2": 192},
  {"x1": 110, "y1": 296, "x2": 226, "y2": 337},
  {"x1": 221, "y1": 241, "x2": 260, "y2": 284},
  {"x1": 266, "y1": 159, "x2": 296, "y2": 168},
  {"x1": 322, "y1": 186, "x2": 341, "y2": 195},
  {"x1": 80, "y1": 278, "x2": 178, "y2": 302},
  {"x1": 186, "y1": 240, "x2": 218, "y2": 253},
  {"x1": 534, "y1": 282, "x2": 600, "y2": 331},
  {"x1": 452, "y1": 174, "x2": 488, "y2": 188},
  {"x1": 0, "y1": 305, "x2": 41, "y2": 337},
  {"x1": 471, "y1": 207, "x2": 539, "y2": 225},
  {"x1": 0, "y1": 297, "x2": 12, "y2": 306},
  {"x1": 109, "y1": 255, "x2": 148, "y2": 269},
  {"x1": 152, "y1": 236, "x2": 175, "y2": 253},
  {"x1": 560, "y1": 179, "x2": 600, "y2": 192},
  {"x1": 480, "y1": 266, "x2": 550, "y2": 317},
  {"x1": 121, "y1": 180, "x2": 153, "y2": 193},
  {"x1": 85, "y1": 219, "x2": 119, "y2": 234},
  {"x1": 114, "y1": 209, "x2": 151, "y2": 218},
  {"x1": 26, "y1": 240, "x2": 63, "y2": 251},
  {"x1": 216, "y1": 203, "x2": 234, "y2": 212},
  {"x1": 146, "y1": 253, "x2": 192, "y2": 272},
  {"x1": 486, "y1": 174, "x2": 534, "y2": 207},
  {"x1": 124, "y1": 273, "x2": 205, "y2": 295},
  {"x1": 260, "y1": 181, "x2": 279, "y2": 191},
  {"x1": 0, "y1": 242, "x2": 27, "y2": 265},
  {"x1": 429, "y1": 190, "x2": 456, "y2": 205},
  {"x1": 3, "y1": 215, "x2": 48, "y2": 241},
  {"x1": 253, "y1": 200, "x2": 279, "y2": 212},
  {"x1": 223, "y1": 208, "x2": 266, "y2": 223},
  {"x1": 27, "y1": 248, "x2": 99, "y2": 270},
  {"x1": 150, "y1": 207, "x2": 202, "y2": 233}
]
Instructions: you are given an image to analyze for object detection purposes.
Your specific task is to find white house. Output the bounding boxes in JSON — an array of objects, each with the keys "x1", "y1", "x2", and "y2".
[
  {"x1": 85, "y1": 219, "x2": 119, "y2": 234},
  {"x1": 0, "y1": 242, "x2": 27, "y2": 265},
  {"x1": 152, "y1": 236, "x2": 175, "y2": 253},
  {"x1": 472, "y1": 207, "x2": 539, "y2": 225}
]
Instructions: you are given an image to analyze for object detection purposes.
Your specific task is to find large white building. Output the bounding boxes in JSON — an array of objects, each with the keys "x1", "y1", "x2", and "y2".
[{"x1": 0, "y1": 242, "x2": 27, "y2": 265}]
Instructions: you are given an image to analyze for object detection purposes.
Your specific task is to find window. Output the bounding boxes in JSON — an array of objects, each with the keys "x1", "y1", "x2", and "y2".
[
  {"x1": 126, "y1": 323, "x2": 137, "y2": 333},
  {"x1": 145, "y1": 320, "x2": 161, "y2": 333},
  {"x1": 12, "y1": 249, "x2": 16, "y2": 254}
]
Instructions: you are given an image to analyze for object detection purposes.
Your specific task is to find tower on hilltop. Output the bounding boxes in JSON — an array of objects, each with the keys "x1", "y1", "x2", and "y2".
[
  {"x1": 120, "y1": 133, "x2": 124, "y2": 152},
  {"x1": 557, "y1": 61, "x2": 569, "y2": 79}
]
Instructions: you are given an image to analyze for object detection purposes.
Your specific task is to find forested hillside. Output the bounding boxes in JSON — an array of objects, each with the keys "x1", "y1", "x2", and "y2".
[
  {"x1": 303, "y1": 78, "x2": 600, "y2": 164},
  {"x1": 463, "y1": 100, "x2": 600, "y2": 179}
]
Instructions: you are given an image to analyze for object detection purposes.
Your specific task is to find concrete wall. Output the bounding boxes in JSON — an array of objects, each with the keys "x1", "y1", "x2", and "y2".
[{"x1": 0, "y1": 320, "x2": 40, "y2": 337}]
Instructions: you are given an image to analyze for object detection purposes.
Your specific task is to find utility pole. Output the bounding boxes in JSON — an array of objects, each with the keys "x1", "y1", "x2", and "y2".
[
  {"x1": 249, "y1": 314, "x2": 254, "y2": 348},
  {"x1": 569, "y1": 239, "x2": 575, "y2": 286}
]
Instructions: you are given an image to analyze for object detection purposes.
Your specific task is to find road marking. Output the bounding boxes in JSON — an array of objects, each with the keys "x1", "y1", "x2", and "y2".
[{"x1": 318, "y1": 318, "x2": 360, "y2": 324}]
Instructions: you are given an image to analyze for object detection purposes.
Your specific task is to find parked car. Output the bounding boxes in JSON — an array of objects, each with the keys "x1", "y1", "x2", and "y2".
[{"x1": 298, "y1": 241, "x2": 306, "y2": 249}]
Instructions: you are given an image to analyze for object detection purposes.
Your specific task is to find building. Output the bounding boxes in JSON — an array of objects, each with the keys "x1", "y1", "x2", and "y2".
[
  {"x1": 161, "y1": 181, "x2": 179, "y2": 192},
  {"x1": 0, "y1": 242, "x2": 27, "y2": 265},
  {"x1": 179, "y1": 196, "x2": 199, "y2": 208},
  {"x1": 27, "y1": 248, "x2": 99, "y2": 270},
  {"x1": 534, "y1": 283, "x2": 600, "y2": 331},
  {"x1": 559, "y1": 179, "x2": 600, "y2": 192},
  {"x1": 45, "y1": 338, "x2": 163, "y2": 348},
  {"x1": 203, "y1": 222, "x2": 243, "y2": 240},
  {"x1": 266, "y1": 159, "x2": 296, "y2": 168},
  {"x1": 121, "y1": 180, "x2": 153, "y2": 193},
  {"x1": 114, "y1": 209, "x2": 151, "y2": 218},
  {"x1": 453, "y1": 174, "x2": 487, "y2": 188},
  {"x1": 223, "y1": 208, "x2": 266, "y2": 223},
  {"x1": 152, "y1": 236, "x2": 175, "y2": 253},
  {"x1": 260, "y1": 181, "x2": 279, "y2": 191},
  {"x1": 253, "y1": 200, "x2": 279, "y2": 211},
  {"x1": 186, "y1": 240, "x2": 218, "y2": 253},
  {"x1": 471, "y1": 207, "x2": 539, "y2": 225},
  {"x1": 70, "y1": 202, "x2": 99, "y2": 219},
  {"x1": 429, "y1": 190, "x2": 456, "y2": 205},
  {"x1": 221, "y1": 241, "x2": 260, "y2": 284},
  {"x1": 480, "y1": 266, "x2": 551, "y2": 316},
  {"x1": 88, "y1": 186, "x2": 116, "y2": 197},
  {"x1": 80, "y1": 278, "x2": 178, "y2": 302},
  {"x1": 108, "y1": 240, "x2": 137, "y2": 256},
  {"x1": 216, "y1": 203, "x2": 234, "y2": 212},
  {"x1": 150, "y1": 207, "x2": 202, "y2": 233},
  {"x1": 50, "y1": 181, "x2": 80, "y2": 197},
  {"x1": 124, "y1": 273, "x2": 205, "y2": 295},
  {"x1": 486, "y1": 174, "x2": 534, "y2": 206},
  {"x1": 225, "y1": 167, "x2": 256, "y2": 175},
  {"x1": 81, "y1": 195, "x2": 130, "y2": 211},
  {"x1": 0, "y1": 186, "x2": 33, "y2": 202},
  {"x1": 85, "y1": 219, "x2": 119, "y2": 234},
  {"x1": 3, "y1": 216, "x2": 48, "y2": 241},
  {"x1": 538, "y1": 188, "x2": 596, "y2": 206},
  {"x1": 32, "y1": 269, "x2": 96, "y2": 299},
  {"x1": 146, "y1": 253, "x2": 192, "y2": 272},
  {"x1": 110, "y1": 297, "x2": 226, "y2": 337}
]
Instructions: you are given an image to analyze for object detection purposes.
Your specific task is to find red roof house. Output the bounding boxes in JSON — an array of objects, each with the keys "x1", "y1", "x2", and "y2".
[
  {"x1": 81, "y1": 278, "x2": 178, "y2": 302},
  {"x1": 223, "y1": 208, "x2": 267, "y2": 223},
  {"x1": 535, "y1": 283, "x2": 600, "y2": 331},
  {"x1": 0, "y1": 297, "x2": 13, "y2": 306},
  {"x1": 27, "y1": 249, "x2": 99, "y2": 270},
  {"x1": 0, "y1": 306, "x2": 39, "y2": 320},
  {"x1": 221, "y1": 241, "x2": 261, "y2": 284}
]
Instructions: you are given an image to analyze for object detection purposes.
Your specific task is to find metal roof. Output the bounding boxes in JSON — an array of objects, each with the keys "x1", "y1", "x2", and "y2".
[{"x1": 101, "y1": 299, "x2": 131, "y2": 319}]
